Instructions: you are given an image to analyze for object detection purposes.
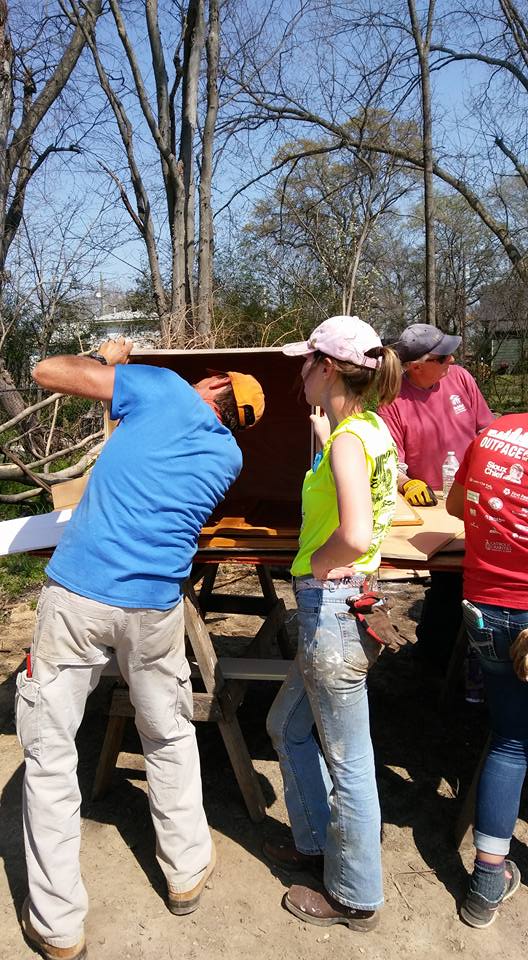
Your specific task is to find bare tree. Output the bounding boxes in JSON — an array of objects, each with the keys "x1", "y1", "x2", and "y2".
[
  {"x1": 245, "y1": 122, "x2": 416, "y2": 319},
  {"x1": 0, "y1": 0, "x2": 102, "y2": 283},
  {"x1": 0, "y1": 0, "x2": 102, "y2": 423},
  {"x1": 197, "y1": 0, "x2": 219, "y2": 337},
  {"x1": 225, "y1": 0, "x2": 528, "y2": 284},
  {"x1": 407, "y1": 0, "x2": 437, "y2": 324},
  {"x1": 65, "y1": 0, "x2": 220, "y2": 346}
]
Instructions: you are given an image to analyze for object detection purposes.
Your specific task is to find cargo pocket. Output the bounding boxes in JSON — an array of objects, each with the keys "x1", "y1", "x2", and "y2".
[
  {"x1": 15, "y1": 671, "x2": 41, "y2": 758},
  {"x1": 35, "y1": 595, "x2": 114, "y2": 666},
  {"x1": 176, "y1": 659, "x2": 193, "y2": 722},
  {"x1": 136, "y1": 603, "x2": 184, "y2": 669}
]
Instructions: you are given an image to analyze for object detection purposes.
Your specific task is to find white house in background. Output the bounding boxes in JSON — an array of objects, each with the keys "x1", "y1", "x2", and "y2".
[
  {"x1": 478, "y1": 277, "x2": 528, "y2": 371},
  {"x1": 87, "y1": 282, "x2": 159, "y2": 348},
  {"x1": 93, "y1": 309, "x2": 159, "y2": 349}
]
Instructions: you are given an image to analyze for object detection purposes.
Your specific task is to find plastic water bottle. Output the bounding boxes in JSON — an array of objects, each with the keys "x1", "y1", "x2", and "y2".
[{"x1": 442, "y1": 451, "x2": 459, "y2": 500}]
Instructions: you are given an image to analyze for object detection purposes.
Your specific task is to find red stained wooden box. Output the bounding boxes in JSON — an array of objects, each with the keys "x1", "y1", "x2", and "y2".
[{"x1": 130, "y1": 346, "x2": 310, "y2": 534}]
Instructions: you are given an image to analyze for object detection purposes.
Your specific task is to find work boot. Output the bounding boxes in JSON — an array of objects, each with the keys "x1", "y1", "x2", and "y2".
[
  {"x1": 167, "y1": 844, "x2": 216, "y2": 915},
  {"x1": 284, "y1": 884, "x2": 379, "y2": 932},
  {"x1": 21, "y1": 898, "x2": 87, "y2": 960},
  {"x1": 262, "y1": 839, "x2": 324, "y2": 876}
]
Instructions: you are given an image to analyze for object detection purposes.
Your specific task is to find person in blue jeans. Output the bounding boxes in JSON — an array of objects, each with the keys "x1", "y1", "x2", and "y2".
[
  {"x1": 265, "y1": 315, "x2": 401, "y2": 930},
  {"x1": 447, "y1": 412, "x2": 528, "y2": 928}
]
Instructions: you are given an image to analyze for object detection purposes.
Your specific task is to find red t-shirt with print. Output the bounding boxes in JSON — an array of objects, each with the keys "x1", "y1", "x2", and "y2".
[{"x1": 456, "y1": 413, "x2": 528, "y2": 609}]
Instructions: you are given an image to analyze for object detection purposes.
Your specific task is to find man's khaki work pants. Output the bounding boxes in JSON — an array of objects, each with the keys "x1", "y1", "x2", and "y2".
[{"x1": 15, "y1": 579, "x2": 211, "y2": 949}]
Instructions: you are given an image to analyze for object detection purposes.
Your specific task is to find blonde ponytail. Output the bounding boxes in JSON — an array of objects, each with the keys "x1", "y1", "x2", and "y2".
[
  {"x1": 310, "y1": 345, "x2": 402, "y2": 406},
  {"x1": 376, "y1": 346, "x2": 402, "y2": 406}
]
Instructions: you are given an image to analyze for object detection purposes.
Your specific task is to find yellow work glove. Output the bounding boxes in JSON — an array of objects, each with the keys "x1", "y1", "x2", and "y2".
[{"x1": 402, "y1": 478, "x2": 438, "y2": 507}]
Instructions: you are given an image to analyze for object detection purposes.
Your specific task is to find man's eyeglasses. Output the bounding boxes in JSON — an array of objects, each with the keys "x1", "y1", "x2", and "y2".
[{"x1": 425, "y1": 355, "x2": 451, "y2": 365}]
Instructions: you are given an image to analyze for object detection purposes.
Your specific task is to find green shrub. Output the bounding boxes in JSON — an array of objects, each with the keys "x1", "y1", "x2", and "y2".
[{"x1": 0, "y1": 553, "x2": 47, "y2": 601}]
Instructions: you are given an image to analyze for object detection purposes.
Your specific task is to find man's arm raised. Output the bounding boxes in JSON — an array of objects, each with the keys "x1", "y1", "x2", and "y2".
[{"x1": 32, "y1": 338, "x2": 132, "y2": 399}]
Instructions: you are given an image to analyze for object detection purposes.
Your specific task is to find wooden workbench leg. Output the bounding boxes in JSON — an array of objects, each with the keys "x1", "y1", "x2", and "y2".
[
  {"x1": 256, "y1": 565, "x2": 294, "y2": 659},
  {"x1": 440, "y1": 622, "x2": 468, "y2": 710},
  {"x1": 198, "y1": 564, "x2": 218, "y2": 616},
  {"x1": 454, "y1": 734, "x2": 491, "y2": 850},
  {"x1": 217, "y1": 717, "x2": 266, "y2": 822},
  {"x1": 256, "y1": 564, "x2": 278, "y2": 605},
  {"x1": 183, "y1": 589, "x2": 267, "y2": 822},
  {"x1": 92, "y1": 713, "x2": 128, "y2": 800}
]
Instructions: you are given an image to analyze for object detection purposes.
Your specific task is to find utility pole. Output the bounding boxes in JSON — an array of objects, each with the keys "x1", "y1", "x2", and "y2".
[
  {"x1": 95, "y1": 273, "x2": 104, "y2": 318},
  {"x1": 460, "y1": 253, "x2": 467, "y2": 364}
]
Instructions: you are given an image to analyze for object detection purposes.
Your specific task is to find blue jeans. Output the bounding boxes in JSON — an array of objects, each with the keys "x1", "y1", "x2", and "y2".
[
  {"x1": 462, "y1": 601, "x2": 528, "y2": 856},
  {"x1": 266, "y1": 577, "x2": 383, "y2": 909}
]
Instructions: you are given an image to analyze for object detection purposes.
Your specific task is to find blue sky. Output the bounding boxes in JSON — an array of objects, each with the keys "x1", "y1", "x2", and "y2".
[{"x1": 17, "y1": 1, "x2": 518, "y2": 295}]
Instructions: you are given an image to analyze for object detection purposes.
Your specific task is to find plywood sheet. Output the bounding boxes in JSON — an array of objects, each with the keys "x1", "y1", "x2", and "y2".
[
  {"x1": 51, "y1": 476, "x2": 88, "y2": 511},
  {"x1": 198, "y1": 534, "x2": 298, "y2": 551},
  {"x1": 438, "y1": 530, "x2": 465, "y2": 553},
  {"x1": 202, "y1": 517, "x2": 299, "y2": 539},
  {"x1": 0, "y1": 510, "x2": 72, "y2": 556},
  {"x1": 131, "y1": 350, "x2": 311, "y2": 528},
  {"x1": 381, "y1": 501, "x2": 464, "y2": 561},
  {"x1": 0, "y1": 487, "x2": 458, "y2": 561},
  {"x1": 392, "y1": 493, "x2": 423, "y2": 526}
]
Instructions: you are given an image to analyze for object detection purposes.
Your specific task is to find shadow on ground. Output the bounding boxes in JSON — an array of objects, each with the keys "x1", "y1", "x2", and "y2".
[{"x1": 1, "y1": 581, "x2": 527, "y2": 921}]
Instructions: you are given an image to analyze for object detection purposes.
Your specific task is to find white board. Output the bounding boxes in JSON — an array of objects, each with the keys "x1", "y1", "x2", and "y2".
[{"x1": 0, "y1": 509, "x2": 72, "y2": 556}]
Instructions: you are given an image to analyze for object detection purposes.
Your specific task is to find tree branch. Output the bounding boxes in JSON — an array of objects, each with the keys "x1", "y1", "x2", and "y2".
[
  {"x1": 430, "y1": 44, "x2": 528, "y2": 94},
  {"x1": 0, "y1": 392, "x2": 63, "y2": 434},
  {"x1": 8, "y1": 0, "x2": 102, "y2": 176},
  {"x1": 495, "y1": 135, "x2": 528, "y2": 191},
  {"x1": 236, "y1": 93, "x2": 527, "y2": 278}
]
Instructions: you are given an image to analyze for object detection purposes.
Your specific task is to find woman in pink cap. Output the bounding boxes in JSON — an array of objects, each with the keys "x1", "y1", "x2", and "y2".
[{"x1": 265, "y1": 315, "x2": 401, "y2": 931}]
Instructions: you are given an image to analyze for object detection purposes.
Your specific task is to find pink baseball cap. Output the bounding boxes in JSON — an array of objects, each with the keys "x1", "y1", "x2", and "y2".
[{"x1": 282, "y1": 315, "x2": 382, "y2": 369}]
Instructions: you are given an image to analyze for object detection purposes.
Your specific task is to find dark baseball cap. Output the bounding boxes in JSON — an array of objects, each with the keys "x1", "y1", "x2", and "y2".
[{"x1": 389, "y1": 324, "x2": 461, "y2": 363}]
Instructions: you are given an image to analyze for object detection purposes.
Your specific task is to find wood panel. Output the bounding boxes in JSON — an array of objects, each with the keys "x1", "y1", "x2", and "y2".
[
  {"x1": 380, "y1": 501, "x2": 464, "y2": 561},
  {"x1": 130, "y1": 348, "x2": 310, "y2": 530}
]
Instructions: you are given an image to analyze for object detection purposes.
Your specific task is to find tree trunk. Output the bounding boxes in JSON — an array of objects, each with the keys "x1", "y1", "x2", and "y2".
[
  {"x1": 0, "y1": 0, "x2": 13, "y2": 288},
  {"x1": 168, "y1": 177, "x2": 188, "y2": 346},
  {"x1": 0, "y1": 358, "x2": 43, "y2": 456},
  {"x1": 144, "y1": 0, "x2": 186, "y2": 345},
  {"x1": 197, "y1": 0, "x2": 219, "y2": 342},
  {"x1": 408, "y1": 0, "x2": 437, "y2": 326},
  {"x1": 180, "y1": 0, "x2": 205, "y2": 328},
  {"x1": 0, "y1": 0, "x2": 102, "y2": 278},
  {"x1": 0, "y1": 358, "x2": 28, "y2": 421}
]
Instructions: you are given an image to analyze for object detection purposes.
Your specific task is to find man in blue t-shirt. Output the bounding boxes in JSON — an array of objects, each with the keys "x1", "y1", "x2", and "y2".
[{"x1": 17, "y1": 338, "x2": 265, "y2": 960}]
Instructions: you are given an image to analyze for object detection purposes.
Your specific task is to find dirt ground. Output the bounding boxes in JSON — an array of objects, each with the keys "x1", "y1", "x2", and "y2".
[{"x1": 1, "y1": 567, "x2": 527, "y2": 960}]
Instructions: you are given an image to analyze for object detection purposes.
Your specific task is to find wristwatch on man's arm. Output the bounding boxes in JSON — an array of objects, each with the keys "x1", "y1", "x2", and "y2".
[{"x1": 88, "y1": 337, "x2": 133, "y2": 367}]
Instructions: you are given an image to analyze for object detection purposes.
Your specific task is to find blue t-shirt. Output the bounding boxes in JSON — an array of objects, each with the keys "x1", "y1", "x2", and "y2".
[{"x1": 47, "y1": 365, "x2": 242, "y2": 608}]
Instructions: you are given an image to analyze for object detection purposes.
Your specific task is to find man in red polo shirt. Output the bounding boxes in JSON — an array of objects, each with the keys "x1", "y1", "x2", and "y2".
[{"x1": 378, "y1": 323, "x2": 494, "y2": 670}]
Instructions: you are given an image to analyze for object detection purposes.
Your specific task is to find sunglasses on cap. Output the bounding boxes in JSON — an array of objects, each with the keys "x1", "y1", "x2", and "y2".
[
  {"x1": 238, "y1": 404, "x2": 256, "y2": 428},
  {"x1": 425, "y1": 355, "x2": 451, "y2": 365}
]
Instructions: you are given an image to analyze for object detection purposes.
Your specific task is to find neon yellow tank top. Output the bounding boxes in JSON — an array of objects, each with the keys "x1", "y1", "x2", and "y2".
[{"x1": 291, "y1": 411, "x2": 398, "y2": 577}]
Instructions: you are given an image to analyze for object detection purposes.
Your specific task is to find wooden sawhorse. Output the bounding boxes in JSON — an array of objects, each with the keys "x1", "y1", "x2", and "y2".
[
  {"x1": 92, "y1": 582, "x2": 289, "y2": 822},
  {"x1": 193, "y1": 561, "x2": 294, "y2": 659}
]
